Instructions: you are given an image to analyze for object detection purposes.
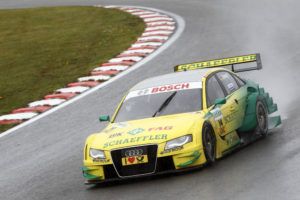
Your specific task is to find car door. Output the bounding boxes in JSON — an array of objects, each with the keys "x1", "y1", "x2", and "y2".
[
  {"x1": 215, "y1": 71, "x2": 247, "y2": 133},
  {"x1": 205, "y1": 74, "x2": 228, "y2": 136}
]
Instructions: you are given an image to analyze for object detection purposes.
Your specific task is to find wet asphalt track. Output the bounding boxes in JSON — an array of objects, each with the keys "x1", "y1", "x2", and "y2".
[{"x1": 1, "y1": 0, "x2": 300, "y2": 199}]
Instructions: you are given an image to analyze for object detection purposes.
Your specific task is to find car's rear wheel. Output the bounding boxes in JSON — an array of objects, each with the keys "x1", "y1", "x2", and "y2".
[
  {"x1": 202, "y1": 123, "x2": 216, "y2": 164},
  {"x1": 255, "y1": 96, "x2": 268, "y2": 136}
]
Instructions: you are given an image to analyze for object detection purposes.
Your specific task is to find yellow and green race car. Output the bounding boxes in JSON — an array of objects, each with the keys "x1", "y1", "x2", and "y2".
[{"x1": 82, "y1": 53, "x2": 281, "y2": 184}]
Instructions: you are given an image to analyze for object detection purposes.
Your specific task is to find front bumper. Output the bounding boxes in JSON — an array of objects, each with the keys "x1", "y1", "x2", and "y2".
[
  {"x1": 83, "y1": 145, "x2": 206, "y2": 183},
  {"x1": 84, "y1": 162, "x2": 205, "y2": 185}
]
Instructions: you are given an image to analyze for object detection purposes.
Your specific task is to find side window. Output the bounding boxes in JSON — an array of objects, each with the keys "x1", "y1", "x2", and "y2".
[
  {"x1": 206, "y1": 75, "x2": 225, "y2": 107},
  {"x1": 216, "y1": 71, "x2": 239, "y2": 95},
  {"x1": 233, "y1": 74, "x2": 245, "y2": 87}
]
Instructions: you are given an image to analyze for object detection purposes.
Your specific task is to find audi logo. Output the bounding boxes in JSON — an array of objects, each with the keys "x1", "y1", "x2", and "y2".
[{"x1": 125, "y1": 149, "x2": 143, "y2": 157}]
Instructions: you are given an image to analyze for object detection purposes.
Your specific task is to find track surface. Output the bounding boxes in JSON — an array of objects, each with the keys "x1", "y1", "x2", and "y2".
[{"x1": 1, "y1": 1, "x2": 300, "y2": 200}]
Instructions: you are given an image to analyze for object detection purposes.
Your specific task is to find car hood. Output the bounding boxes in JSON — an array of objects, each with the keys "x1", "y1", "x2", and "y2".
[{"x1": 89, "y1": 112, "x2": 205, "y2": 150}]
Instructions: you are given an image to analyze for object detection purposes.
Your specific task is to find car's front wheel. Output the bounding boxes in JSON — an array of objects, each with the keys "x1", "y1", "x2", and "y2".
[{"x1": 202, "y1": 123, "x2": 216, "y2": 164}]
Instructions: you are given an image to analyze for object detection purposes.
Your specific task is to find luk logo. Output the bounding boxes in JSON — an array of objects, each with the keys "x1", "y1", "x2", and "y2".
[{"x1": 127, "y1": 128, "x2": 144, "y2": 135}]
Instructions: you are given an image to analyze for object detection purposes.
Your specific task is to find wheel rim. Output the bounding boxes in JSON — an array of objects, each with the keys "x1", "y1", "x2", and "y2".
[{"x1": 257, "y1": 103, "x2": 267, "y2": 130}]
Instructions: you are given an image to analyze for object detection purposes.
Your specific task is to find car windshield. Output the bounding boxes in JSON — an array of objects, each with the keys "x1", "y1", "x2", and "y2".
[{"x1": 114, "y1": 88, "x2": 202, "y2": 122}]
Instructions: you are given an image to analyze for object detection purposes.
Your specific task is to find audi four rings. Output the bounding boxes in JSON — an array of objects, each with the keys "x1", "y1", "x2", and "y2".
[{"x1": 124, "y1": 149, "x2": 143, "y2": 157}]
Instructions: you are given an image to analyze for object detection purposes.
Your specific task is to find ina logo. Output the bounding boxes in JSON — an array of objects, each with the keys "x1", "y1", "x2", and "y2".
[{"x1": 127, "y1": 128, "x2": 144, "y2": 135}]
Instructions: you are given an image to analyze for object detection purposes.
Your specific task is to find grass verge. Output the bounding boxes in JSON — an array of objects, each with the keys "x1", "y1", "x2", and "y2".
[{"x1": 0, "y1": 6, "x2": 145, "y2": 133}]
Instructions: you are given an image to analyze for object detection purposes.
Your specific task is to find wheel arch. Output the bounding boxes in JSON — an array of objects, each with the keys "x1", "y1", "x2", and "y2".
[{"x1": 238, "y1": 82, "x2": 279, "y2": 132}]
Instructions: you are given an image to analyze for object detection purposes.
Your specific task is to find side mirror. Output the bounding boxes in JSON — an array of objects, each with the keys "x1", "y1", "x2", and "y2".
[
  {"x1": 99, "y1": 115, "x2": 110, "y2": 122},
  {"x1": 214, "y1": 98, "x2": 226, "y2": 105}
]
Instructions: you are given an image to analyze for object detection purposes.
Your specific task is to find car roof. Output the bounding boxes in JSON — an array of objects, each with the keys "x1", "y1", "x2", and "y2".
[{"x1": 131, "y1": 68, "x2": 218, "y2": 91}]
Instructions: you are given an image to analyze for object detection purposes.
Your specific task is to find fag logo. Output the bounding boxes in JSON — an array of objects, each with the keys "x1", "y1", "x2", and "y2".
[{"x1": 148, "y1": 126, "x2": 173, "y2": 131}]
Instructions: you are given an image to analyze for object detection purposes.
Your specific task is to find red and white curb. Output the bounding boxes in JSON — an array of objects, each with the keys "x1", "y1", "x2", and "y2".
[{"x1": 0, "y1": 5, "x2": 177, "y2": 125}]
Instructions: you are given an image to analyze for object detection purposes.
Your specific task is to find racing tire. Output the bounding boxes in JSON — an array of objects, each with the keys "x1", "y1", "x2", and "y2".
[
  {"x1": 202, "y1": 122, "x2": 216, "y2": 164},
  {"x1": 255, "y1": 95, "x2": 268, "y2": 136}
]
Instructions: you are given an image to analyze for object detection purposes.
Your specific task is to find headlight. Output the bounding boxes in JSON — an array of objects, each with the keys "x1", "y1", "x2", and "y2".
[
  {"x1": 165, "y1": 135, "x2": 193, "y2": 150},
  {"x1": 89, "y1": 148, "x2": 106, "y2": 159}
]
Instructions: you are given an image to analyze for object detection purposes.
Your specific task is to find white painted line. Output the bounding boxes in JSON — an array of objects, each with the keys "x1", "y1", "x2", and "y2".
[
  {"x1": 138, "y1": 36, "x2": 169, "y2": 41},
  {"x1": 93, "y1": 65, "x2": 129, "y2": 71},
  {"x1": 0, "y1": 112, "x2": 38, "y2": 120},
  {"x1": 123, "y1": 49, "x2": 154, "y2": 54},
  {"x1": 144, "y1": 17, "x2": 173, "y2": 22},
  {"x1": 103, "y1": 5, "x2": 120, "y2": 8},
  {"x1": 56, "y1": 86, "x2": 90, "y2": 93},
  {"x1": 29, "y1": 99, "x2": 66, "y2": 107},
  {"x1": 142, "y1": 31, "x2": 172, "y2": 36},
  {"x1": 131, "y1": 42, "x2": 163, "y2": 48},
  {"x1": 109, "y1": 56, "x2": 142, "y2": 62},
  {"x1": 78, "y1": 75, "x2": 110, "y2": 82},
  {"x1": 146, "y1": 26, "x2": 175, "y2": 31},
  {"x1": 0, "y1": 6, "x2": 185, "y2": 139}
]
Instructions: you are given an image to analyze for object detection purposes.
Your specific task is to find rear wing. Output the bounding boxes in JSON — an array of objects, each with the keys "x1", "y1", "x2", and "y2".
[{"x1": 174, "y1": 53, "x2": 262, "y2": 73}]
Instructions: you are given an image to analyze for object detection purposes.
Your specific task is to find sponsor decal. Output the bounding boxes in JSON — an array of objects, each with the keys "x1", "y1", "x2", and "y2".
[
  {"x1": 224, "y1": 110, "x2": 238, "y2": 123},
  {"x1": 151, "y1": 83, "x2": 189, "y2": 93},
  {"x1": 122, "y1": 155, "x2": 148, "y2": 166},
  {"x1": 160, "y1": 146, "x2": 183, "y2": 155},
  {"x1": 93, "y1": 158, "x2": 110, "y2": 163},
  {"x1": 218, "y1": 119, "x2": 226, "y2": 135},
  {"x1": 210, "y1": 108, "x2": 226, "y2": 135},
  {"x1": 112, "y1": 122, "x2": 130, "y2": 128},
  {"x1": 125, "y1": 82, "x2": 202, "y2": 99},
  {"x1": 210, "y1": 108, "x2": 223, "y2": 120},
  {"x1": 148, "y1": 126, "x2": 173, "y2": 131},
  {"x1": 103, "y1": 134, "x2": 168, "y2": 148},
  {"x1": 228, "y1": 135, "x2": 238, "y2": 145},
  {"x1": 233, "y1": 135, "x2": 238, "y2": 141},
  {"x1": 108, "y1": 132, "x2": 122, "y2": 138},
  {"x1": 127, "y1": 128, "x2": 145, "y2": 135},
  {"x1": 227, "y1": 83, "x2": 234, "y2": 92},
  {"x1": 230, "y1": 135, "x2": 233, "y2": 144},
  {"x1": 176, "y1": 54, "x2": 257, "y2": 72}
]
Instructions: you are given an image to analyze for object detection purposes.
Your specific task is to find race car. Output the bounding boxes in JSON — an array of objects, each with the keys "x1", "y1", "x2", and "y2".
[{"x1": 82, "y1": 53, "x2": 281, "y2": 184}]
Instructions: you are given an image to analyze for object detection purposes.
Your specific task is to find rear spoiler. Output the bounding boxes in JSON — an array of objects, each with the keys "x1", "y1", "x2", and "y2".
[{"x1": 174, "y1": 53, "x2": 262, "y2": 73}]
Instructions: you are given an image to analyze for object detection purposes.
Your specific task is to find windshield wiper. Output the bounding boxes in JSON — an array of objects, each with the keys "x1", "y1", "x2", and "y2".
[{"x1": 152, "y1": 91, "x2": 177, "y2": 117}]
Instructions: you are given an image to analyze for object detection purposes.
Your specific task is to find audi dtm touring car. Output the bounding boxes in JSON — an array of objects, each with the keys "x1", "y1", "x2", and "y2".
[{"x1": 82, "y1": 53, "x2": 281, "y2": 184}]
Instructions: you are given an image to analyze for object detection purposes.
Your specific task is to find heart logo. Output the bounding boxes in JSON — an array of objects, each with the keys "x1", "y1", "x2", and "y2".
[{"x1": 128, "y1": 157, "x2": 135, "y2": 163}]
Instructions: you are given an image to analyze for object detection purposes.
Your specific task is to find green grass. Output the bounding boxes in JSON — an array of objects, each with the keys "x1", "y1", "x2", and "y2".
[{"x1": 0, "y1": 6, "x2": 145, "y2": 133}]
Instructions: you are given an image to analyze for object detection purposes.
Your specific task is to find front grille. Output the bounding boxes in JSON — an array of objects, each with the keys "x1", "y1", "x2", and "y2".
[{"x1": 111, "y1": 145, "x2": 158, "y2": 177}]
